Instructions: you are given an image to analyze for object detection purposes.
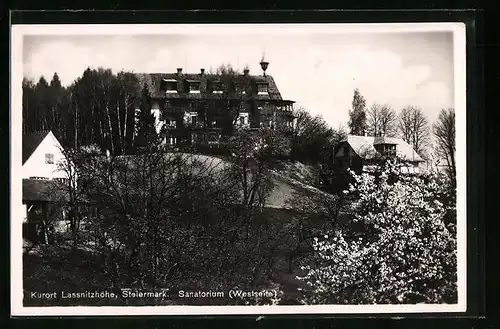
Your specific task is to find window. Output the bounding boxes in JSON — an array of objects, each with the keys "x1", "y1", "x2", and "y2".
[
  {"x1": 383, "y1": 145, "x2": 396, "y2": 156},
  {"x1": 53, "y1": 177, "x2": 69, "y2": 184},
  {"x1": 189, "y1": 81, "x2": 201, "y2": 93},
  {"x1": 257, "y1": 83, "x2": 269, "y2": 94},
  {"x1": 191, "y1": 133, "x2": 199, "y2": 144},
  {"x1": 238, "y1": 112, "x2": 249, "y2": 128},
  {"x1": 162, "y1": 79, "x2": 178, "y2": 93},
  {"x1": 165, "y1": 119, "x2": 177, "y2": 128},
  {"x1": 184, "y1": 112, "x2": 198, "y2": 126},
  {"x1": 167, "y1": 136, "x2": 177, "y2": 145},
  {"x1": 45, "y1": 153, "x2": 54, "y2": 164},
  {"x1": 167, "y1": 83, "x2": 177, "y2": 92},
  {"x1": 376, "y1": 144, "x2": 396, "y2": 157},
  {"x1": 213, "y1": 81, "x2": 223, "y2": 93}
]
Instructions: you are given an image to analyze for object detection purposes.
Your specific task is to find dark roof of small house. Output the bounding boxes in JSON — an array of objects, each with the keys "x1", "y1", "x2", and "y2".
[
  {"x1": 22, "y1": 131, "x2": 50, "y2": 164},
  {"x1": 22, "y1": 179, "x2": 69, "y2": 202},
  {"x1": 136, "y1": 72, "x2": 291, "y2": 102}
]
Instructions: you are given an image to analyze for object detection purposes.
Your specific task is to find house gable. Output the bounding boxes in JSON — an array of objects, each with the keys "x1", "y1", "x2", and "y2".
[
  {"x1": 22, "y1": 131, "x2": 68, "y2": 180},
  {"x1": 22, "y1": 131, "x2": 49, "y2": 164}
]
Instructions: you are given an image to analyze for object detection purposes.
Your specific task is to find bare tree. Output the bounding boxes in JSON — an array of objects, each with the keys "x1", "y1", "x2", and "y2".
[
  {"x1": 291, "y1": 107, "x2": 345, "y2": 163},
  {"x1": 367, "y1": 103, "x2": 398, "y2": 137},
  {"x1": 433, "y1": 108, "x2": 456, "y2": 183},
  {"x1": 398, "y1": 106, "x2": 430, "y2": 155},
  {"x1": 225, "y1": 129, "x2": 282, "y2": 211}
]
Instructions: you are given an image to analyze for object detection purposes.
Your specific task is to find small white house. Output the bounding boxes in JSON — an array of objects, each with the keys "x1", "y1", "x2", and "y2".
[{"x1": 22, "y1": 131, "x2": 72, "y2": 243}]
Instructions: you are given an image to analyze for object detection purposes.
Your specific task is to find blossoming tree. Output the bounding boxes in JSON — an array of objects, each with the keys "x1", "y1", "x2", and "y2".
[{"x1": 297, "y1": 160, "x2": 457, "y2": 304}]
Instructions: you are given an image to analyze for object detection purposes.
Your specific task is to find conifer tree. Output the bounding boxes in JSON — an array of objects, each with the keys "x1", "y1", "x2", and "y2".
[
  {"x1": 134, "y1": 84, "x2": 158, "y2": 152},
  {"x1": 348, "y1": 88, "x2": 367, "y2": 136}
]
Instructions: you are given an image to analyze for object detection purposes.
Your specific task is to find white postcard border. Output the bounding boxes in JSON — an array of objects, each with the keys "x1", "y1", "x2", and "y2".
[{"x1": 10, "y1": 22, "x2": 467, "y2": 316}]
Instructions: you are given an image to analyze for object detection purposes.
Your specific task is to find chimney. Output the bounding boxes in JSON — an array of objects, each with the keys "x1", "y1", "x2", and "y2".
[
  {"x1": 243, "y1": 68, "x2": 249, "y2": 76},
  {"x1": 200, "y1": 68, "x2": 205, "y2": 75},
  {"x1": 177, "y1": 68, "x2": 183, "y2": 76}
]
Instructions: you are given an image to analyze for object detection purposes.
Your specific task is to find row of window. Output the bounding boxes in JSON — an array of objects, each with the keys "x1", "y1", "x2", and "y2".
[
  {"x1": 163, "y1": 115, "x2": 293, "y2": 130},
  {"x1": 161, "y1": 133, "x2": 222, "y2": 146},
  {"x1": 375, "y1": 144, "x2": 397, "y2": 157},
  {"x1": 174, "y1": 113, "x2": 251, "y2": 127},
  {"x1": 162, "y1": 79, "x2": 269, "y2": 94},
  {"x1": 29, "y1": 176, "x2": 69, "y2": 183}
]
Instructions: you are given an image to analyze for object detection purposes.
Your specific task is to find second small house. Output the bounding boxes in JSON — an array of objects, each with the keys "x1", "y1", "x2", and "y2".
[{"x1": 334, "y1": 135, "x2": 425, "y2": 174}]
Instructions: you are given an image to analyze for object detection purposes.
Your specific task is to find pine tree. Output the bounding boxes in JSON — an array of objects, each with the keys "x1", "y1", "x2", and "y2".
[
  {"x1": 48, "y1": 73, "x2": 64, "y2": 139},
  {"x1": 348, "y1": 88, "x2": 367, "y2": 136}
]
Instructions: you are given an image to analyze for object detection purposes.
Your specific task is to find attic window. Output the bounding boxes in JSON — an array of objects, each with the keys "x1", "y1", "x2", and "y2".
[
  {"x1": 212, "y1": 81, "x2": 223, "y2": 94},
  {"x1": 45, "y1": 153, "x2": 54, "y2": 164},
  {"x1": 188, "y1": 81, "x2": 201, "y2": 93},
  {"x1": 257, "y1": 83, "x2": 269, "y2": 94},
  {"x1": 162, "y1": 79, "x2": 178, "y2": 93},
  {"x1": 376, "y1": 144, "x2": 396, "y2": 157}
]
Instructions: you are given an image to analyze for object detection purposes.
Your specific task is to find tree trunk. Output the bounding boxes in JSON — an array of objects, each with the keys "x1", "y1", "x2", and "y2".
[
  {"x1": 117, "y1": 101, "x2": 123, "y2": 155},
  {"x1": 75, "y1": 101, "x2": 79, "y2": 149},
  {"x1": 124, "y1": 97, "x2": 129, "y2": 153},
  {"x1": 106, "y1": 104, "x2": 115, "y2": 154}
]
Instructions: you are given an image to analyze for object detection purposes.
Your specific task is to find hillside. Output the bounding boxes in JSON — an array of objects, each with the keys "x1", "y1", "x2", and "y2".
[
  {"x1": 183, "y1": 154, "x2": 330, "y2": 209},
  {"x1": 274, "y1": 161, "x2": 319, "y2": 186}
]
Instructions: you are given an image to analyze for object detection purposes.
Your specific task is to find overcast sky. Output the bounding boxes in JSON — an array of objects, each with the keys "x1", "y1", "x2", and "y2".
[{"x1": 23, "y1": 27, "x2": 456, "y2": 128}]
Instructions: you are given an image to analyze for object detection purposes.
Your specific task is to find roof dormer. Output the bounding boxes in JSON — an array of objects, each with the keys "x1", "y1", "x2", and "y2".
[
  {"x1": 187, "y1": 79, "x2": 201, "y2": 93},
  {"x1": 257, "y1": 82, "x2": 269, "y2": 95},
  {"x1": 211, "y1": 80, "x2": 224, "y2": 94},
  {"x1": 373, "y1": 137, "x2": 397, "y2": 157},
  {"x1": 161, "y1": 78, "x2": 178, "y2": 93}
]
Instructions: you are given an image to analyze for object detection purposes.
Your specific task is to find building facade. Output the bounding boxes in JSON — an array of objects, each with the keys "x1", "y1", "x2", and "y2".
[{"x1": 137, "y1": 60, "x2": 296, "y2": 147}]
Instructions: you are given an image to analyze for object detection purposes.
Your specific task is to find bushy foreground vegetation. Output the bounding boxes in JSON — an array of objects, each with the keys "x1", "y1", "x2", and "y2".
[{"x1": 24, "y1": 130, "x2": 311, "y2": 306}]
